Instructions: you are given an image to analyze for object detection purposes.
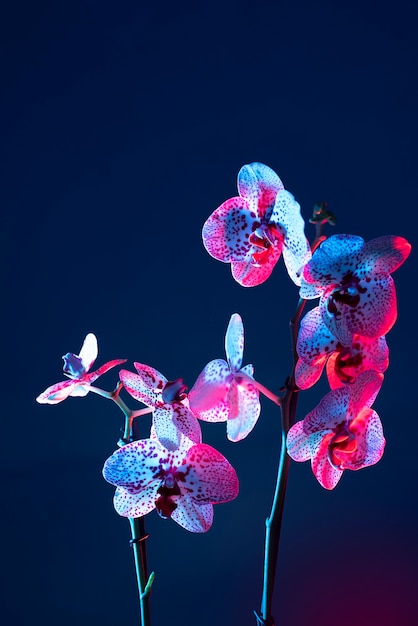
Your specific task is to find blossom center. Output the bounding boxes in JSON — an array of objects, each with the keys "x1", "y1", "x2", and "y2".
[
  {"x1": 155, "y1": 471, "x2": 181, "y2": 519},
  {"x1": 334, "y1": 343, "x2": 363, "y2": 383},
  {"x1": 161, "y1": 378, "x2": 188, "y2": 403},
  {"x1": 327, "y1": 425, "x2": 357, "y2": 469},
  {"x1": 327, "y1": 272, "x2": 367, "y2": 319},
  {"x1": 249, "y1": 223, "x2": 283, "y2": 266}
]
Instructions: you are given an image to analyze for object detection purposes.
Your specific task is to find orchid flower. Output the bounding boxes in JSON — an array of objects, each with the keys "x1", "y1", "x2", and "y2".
[
  {"x1": 102, "y1": 438, "x2": 239, "y2": 533},
  {"x1": 119, "y1": 364, "x2": 201, "y2": 451},
  {"x1": 36, "y1": 333, "x2": 126, "y2": 404},
  {"x1": 287, "y1": 370, "x2": 385, "y2": 489},
  {"x1": 295, "y1": 306, "x2": 389, "y2": 390},
  {"x1": 202, "y1": 162, "x2": 311, "y2": 287},
  {"x1": 188, "y1": 313, "x2": 261, "y2": 442},
  {"x1": 300, "y1": 235, "x2": 411, "y2": 343}
]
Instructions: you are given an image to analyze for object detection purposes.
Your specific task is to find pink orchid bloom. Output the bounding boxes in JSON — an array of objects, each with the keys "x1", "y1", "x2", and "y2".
[
  {"x1": 119, "y1": 364, "x2": 201, "y2": 451},
  {"x1": 188, "y1": 313, "x2": 261, "y2": 442},
  {"x1": 202, "y1": 162, "x2": 311, "y2": 287},
  {"x1": 300, "y1": 234, "x2": 411, "y2": 342},
  {"x1": 295, "y1": 306, "x2": 389, "y2": 390},
  {"x1": 102, "y1": 438, "x2": 239, "y2": 533},
  {"x1": 287, "y1": 370, "x2": 385, "y2": 489},
  {"x1": 36, "y1": 333, "x2": 126, "y2": 404}
]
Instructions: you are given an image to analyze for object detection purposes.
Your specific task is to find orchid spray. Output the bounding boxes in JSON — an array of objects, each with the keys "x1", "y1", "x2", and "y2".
[{"x1": 36, "y1": 162, "x2": 411, "y2": 625}]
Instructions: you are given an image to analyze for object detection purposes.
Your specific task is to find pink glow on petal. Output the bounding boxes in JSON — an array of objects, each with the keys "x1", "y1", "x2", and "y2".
[
  {"x1": 153, "y1": 403, "x2": 201, "y2": 451},
  {"x1": 344, "y1": 408, "x2": 385, "y2": 469},
  {"x1": 188, "y1": 359, "x2": 231, "y2": 422},
  {"x1": 133, "y1": 363, "x2": 167, "y2": 390},
  {"x1": 36, "y1": 379, "x2": 78, "y2": 404},
  {"x1": 119, "y1": 369, "x2": 162, "y2": 406},
  {"x1": 183, "y1": 443, "x2": 239, "y2": 503},
  {"x1": 359, "y1": 235, "x2": 411, "y2": 274},
  {"x1": 231, "y1": 244, "x2": 282, "y2": 286},
  {"x1": 295, "y1": 357, "x2": 327, "y2": 390},
  {"x1": 346, "y1": 370, "x2": 383, "y2": 420},
  {"x1": 311, "y1": 433, "x2": 344, "y2": 489},
  {"x1": 86, "y1": 358, "x2": 127, "y2": 383},
  {"x1": 202, "y1": 197, "x2": 254, "y2": 262},
  {"x1": 237, "y1": 162, "x2": 284, "y2": 220},
  {"x1": 226, "y1": 377, "x2": 260, "y2": 442},
  {"x1": 303, "y1": 387, "x2": 349, "y2": 434},
  {"x1": 286, "y1": 421, "x2": 312, "y2": 462}
]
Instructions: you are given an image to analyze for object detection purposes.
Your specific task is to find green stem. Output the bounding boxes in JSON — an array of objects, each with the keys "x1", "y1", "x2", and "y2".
[
  {"x1": 257, "y1": 297, "x2": 308, "y2": 626},
  {"x1": 129, "y1": 517, "x2": 154, "y2": 626}
]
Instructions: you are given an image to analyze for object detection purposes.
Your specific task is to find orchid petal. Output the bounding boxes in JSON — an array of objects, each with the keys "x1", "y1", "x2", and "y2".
[
  {"x1": 119, "y1": 369, "x2": 162, "y2": 406},
  {"x1": 359, "y1": 235, "x2": 411, "y2": 275},
  {"x1": 171, "y1": 498, "x2": 214, "y2": 533},
  {"x1": 183, "y1": 443, "x2": 239, "y2": 503},
  {"x1": 225, "y1": 313, "x2": 244, "y2": 372},
  {"x1": 78, "y1": 333, "x2": 98, "y2": 371},
  {"x1": 271, "y1": 190, "x2": 312, "y2": 286},
  {"x1": 295, "y1": 357, "x2": 327, "y2": 390},
  {"x1": 311, "y1": 433, "x2": 344, "y2": 489},
  {"x1": 303, "y1": 386, "x2": 349, "y2": 434},
  {"x1": 202, "y1": 197, "x2": 255, "y2": 262},
  {"x1": 36, "y1": 379, "x2": 79, "y2": 404},
  {"x1": 188, "y1": 359, "x2": 231, "y2": 422},
  {"x1": 231, "y1": 244, "x2": 282, "y2": 287},
  {"x1": 303, "y1": 235, "x2": 365, "y2": 285},
  {"x1": 102, "y1": 439, "x2": 166, "y2": 490},
  {"x1": 86, "y1": 359, "x2": 127, "y2": 383},
  {"x1": 226, "y1": 376, "x2": 261, "y2": 442},
  {"x1": 343, "y1": 408, "x2": 385, "y2": 469},
  {"x1": 297, "y1": 307, "x2": 339, "y2": 363},
  {"x1": 346, "y1": 370, "x2": 383, "y2": 420},
  {"x1": 286, "y1": 420, "x2": 312, "y2": 462},
  {"x1": 153, "y1": 403, "x2": 201, "y2": 451},
  {"x1": 237, "y1": 162, "x2": 284, "y2": 220},
  {"x1": 113, "y1": 484, "x2": 158, "y2": 518},
  {"x1": 133, "y1": 363, "x2": 168, "y2": 390}
]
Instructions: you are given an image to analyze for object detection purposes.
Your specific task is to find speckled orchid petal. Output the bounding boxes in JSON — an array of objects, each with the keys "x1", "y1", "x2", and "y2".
[
  {"x1": 153, "y1": 403, "x2": 202, "y2": 451},
  {"x1": 323, "y1": 273, "x2": 398, "y2": 340},
  {"x1": 311, "y1": 433, "x2": 344, "y2": 489},
  {"x1": 103, "y1": 439, "x2": 167, "y2": 490},
  {"x1": 183, "y1": 443, "x2": 239, "y2": 503},
  {"x1": 303, "y1": 386, "x2": 349, "y2": 434},
  {"x1": 226, "y1": 370, "x2": 261, "y2": 442},
  {"x1": 299, "y1": 277, "x2": 323, "y2": 300},
  {"x1": 271, "y1": 190, "x2": 312, "y2": 286},
  {"x1": 339, "y1": 408, "x2": 385, "y2": 469},
  {"x1": 237, "y1": 162, "x2": 284, "y2": 220},
  {"x1": 171, "y1": 498, "x2": 214, "y2": 533},
  {"x1": 231, "y1": 245, "x2": 282, "y2": 287},
  {"x1": 303, "y1": 235, "x2": 365, "y2": 286},
  {"x1": 357, "y1": 235, "x2": 411, "y2": 275},
  {"x1": 297, "y1": 307, "x2": 339, "y2": 363},
  {"x1": 202, "y1": 197, "x2": 254, "y2": 262},
  {"x1": 295, "y1": 357, "x2": 327, "y2": 390},
  {"x1": 188, "y1": 359, "x2": 231, "y2": 422},
  {"x1": 346, "y1": 370, "x2": 383, "y2": 420},
  {"x1": 119, "y1": 369, "x2": 163, "y2": 406},
  {"x1": 133, "y1": 363, "x2": 168, "y2": 391},
  {"x1": 113, "y1": 484, "x2": 158, "y2": 517},
  {"x1": 286, "y1": 420, "x2": 312, "y2": 462},
  {"x1": 225, "y1": 313, "x2": 244, "y2": 371}
]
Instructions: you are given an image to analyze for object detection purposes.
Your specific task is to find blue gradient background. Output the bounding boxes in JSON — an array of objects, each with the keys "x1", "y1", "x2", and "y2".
[{"x1": 1, "y1": 1, "x2": 417, "y2": 625}]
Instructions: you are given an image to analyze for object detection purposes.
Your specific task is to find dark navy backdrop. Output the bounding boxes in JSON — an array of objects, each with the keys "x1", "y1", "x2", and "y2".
[{"x1": 1, "y1": 1, "x2": 417, "y2": 625}]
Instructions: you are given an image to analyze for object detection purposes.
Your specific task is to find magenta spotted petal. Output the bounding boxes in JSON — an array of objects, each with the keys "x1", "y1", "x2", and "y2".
[
  {"x1": 203, "y1": 162, "x2": 311, "y2": 287},
  {"x1": 287, "y1": 371, "x2": 384, "y2": 489},
  {"x1": 103, "y1": 439, "x2": 239, "y2": 533},
  {"x1": 189, "y1": 314, "x2": 261, "y2": 442},
  {"x1": 301, "y1": 234, "x2": 411, "y2": 340},
  {"x1": 296, "y1": 307, "x2": 389, "y2": 390},
  {"x1": 36, "y1": 333, "x2": 126, "y2": 404}
]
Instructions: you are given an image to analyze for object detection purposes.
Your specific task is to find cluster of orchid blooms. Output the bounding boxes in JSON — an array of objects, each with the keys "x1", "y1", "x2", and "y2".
[{"x1": 37, "y1": 162, "x2": 411, "y2": 623}]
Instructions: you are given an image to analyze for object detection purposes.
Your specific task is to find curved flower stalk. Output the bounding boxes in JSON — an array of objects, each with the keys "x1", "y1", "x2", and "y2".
[
  {"x1": 295, "y1": 306, "x2": 389, "y2": 390},
  {"x1": 300, "y1": 234, "x2": 411, "y2": 343},
  {"x1": 202, "y1": 162, "x2": 311, "y2": 287},
  {"x1": 119, "y1": 364, "x2": 201, "y2": 451},
  {"x1": 103, "y1": 438, "x2": 239, "y2": 533},
  {"x1": 188, "y1": 313, "x2": 261, "y2": 442},
  {"x1": 287, "y1": 370, "x2": 385, "y2": 489},
  {"x1": 36, "y1": 333, "x2": 127, "y2": 404}
]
